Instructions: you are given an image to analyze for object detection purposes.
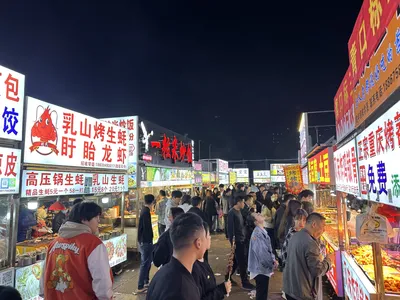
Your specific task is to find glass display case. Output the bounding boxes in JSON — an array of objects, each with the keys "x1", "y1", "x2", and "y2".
[
  {"x1": 0, "y1": 196, "x2": 13, "y2": 270},
  {"x1": 313, "y1": 185, "x2": 344, "y2": 297}
]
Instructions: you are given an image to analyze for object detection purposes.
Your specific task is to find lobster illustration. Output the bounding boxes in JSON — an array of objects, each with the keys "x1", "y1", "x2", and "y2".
[{"x1": 29, "y1": 105, "x2": 59, "y2": 155}]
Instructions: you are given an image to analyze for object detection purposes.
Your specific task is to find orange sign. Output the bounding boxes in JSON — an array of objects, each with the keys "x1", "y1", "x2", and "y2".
[
  {"x1": 348, "y1": 0, "x2": 398, "y2": 88},
  {"x1": 283, "y1": 164, "x2": 303, "y2": 195},
  {"x1": 308, "y1": 148, "x2": 335, "y2": 185},
  {"x1": 354, "y1": 12, "x2": 400, "y2": 127}
]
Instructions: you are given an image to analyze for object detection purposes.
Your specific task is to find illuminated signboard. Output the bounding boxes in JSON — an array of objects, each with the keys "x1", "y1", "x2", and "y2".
[
  {"x1": 102, "y1": 116, "x2": 138, "y2": 188},
  {"x1": 24, "y1": 97, "x2": 128, "y2": 170},
  {"x1": 334, "y1": 139, "x2": 360, "y2": 196},
  {"x1": 139, "y1": 119, "x2": 193, "y2": 168},
  {"x1": 356, "y1": 100, "x2": 400, "y2": 207},
  {"x1": 253, "y1": 170, "x2": 271, "y2": 183},
  {"x1": 21, "y1": 171, "x2": 128, "y2": 197},
  {"x1": 0, "y1": 65, "x2": 25, "y2": 142},
  {"x1": 308, "y1": 148, "x2": 335, "y2": 185}
]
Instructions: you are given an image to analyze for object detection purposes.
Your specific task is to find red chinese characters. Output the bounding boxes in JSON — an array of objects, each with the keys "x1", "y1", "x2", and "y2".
[
  {"x1": 4, "y1": 73, "x2": 20, "y2": 102},
  {"x1": 151, "y1": 133, "x2": 193, "y2": 165}
]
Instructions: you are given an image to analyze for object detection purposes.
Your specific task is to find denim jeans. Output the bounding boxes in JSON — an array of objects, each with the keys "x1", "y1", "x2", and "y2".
[{"x1": 138, "y1": 242, "x2": 153, "y2": 289}]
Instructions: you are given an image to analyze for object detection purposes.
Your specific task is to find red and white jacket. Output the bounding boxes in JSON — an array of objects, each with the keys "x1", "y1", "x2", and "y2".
[{"x1": 40, "y1": 221, "x2": 113, "y2": 300}]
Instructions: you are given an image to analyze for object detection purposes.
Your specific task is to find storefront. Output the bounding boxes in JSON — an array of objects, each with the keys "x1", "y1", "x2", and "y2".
[
  {"x1": 136, "y1": 118, "x2": 194, "y2": 244},
  {"x1": 0, "y1": 65, "x2": 25, "y2": 289},
  {"x1": 16, "y1": 97, "x2": 129, "y2": 299}
]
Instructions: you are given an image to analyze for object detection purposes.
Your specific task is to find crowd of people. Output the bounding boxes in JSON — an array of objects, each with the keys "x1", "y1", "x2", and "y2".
[
  {"x1": 140, "y1": 184, "x2": 334, "y2": 300},
  {"x1": 27, "y1": 183, "x2": 334, "y2": 300}
]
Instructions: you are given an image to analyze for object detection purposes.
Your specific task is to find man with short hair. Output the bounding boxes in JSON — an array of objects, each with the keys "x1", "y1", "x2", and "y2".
[
  {"x1": 155, "y1": 190, "x2": 168, "y2": 235},
  {"x1": 188, "y1": 197, "x2": 208, "y2": 224},
  {"x1": 147, "y1": 213, "x2": 208, "y2": 300},
  {"x1": 283, "y1": 213, "x2": 333, "y2": 300},
  {"x1": 164, "y1": 190, "x2": 183, "y2": 229},
  {"x1": 188, "y1": 197, "x2": 210, "y2": 262},
  {"x1": 153, "y1": 207, "x2": 185, "y2": 267},
  {"x1": 137, "y1": 194, "x2": 155, "y2": 294},
  {"x1": 226, "y1": 196, "x2": 254, "y2": 290}
]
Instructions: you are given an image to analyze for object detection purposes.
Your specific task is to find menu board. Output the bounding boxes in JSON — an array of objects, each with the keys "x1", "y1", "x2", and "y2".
[
  {"x1": 21, "y1": 171, "x2": 128, "y2": 197},
  {"x1": 102, "y1": 116, "x2": 138, "y2": 188}
]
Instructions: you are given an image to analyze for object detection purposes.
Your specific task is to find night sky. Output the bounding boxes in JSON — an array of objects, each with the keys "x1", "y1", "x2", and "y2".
[{"x1": 0, "y1": 1, "x2": 362, "y2": 163}]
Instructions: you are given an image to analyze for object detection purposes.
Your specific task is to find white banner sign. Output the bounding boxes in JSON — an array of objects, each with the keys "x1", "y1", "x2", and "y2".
[
  {"x1": 356, "y1": 100, "x2": 400, "y2": 206},
  {"x1": 270, "y1": 164, "x2": 290, "y2": 176},
  {"x1": 21, "y1": 170, "x2": 128, "y2": 197},
  {"x1": 233, "y1": 168, "x2": 249, "y2": 177},
  {"x1": 217, "y1": 159, "x2": 229, "y2": 174},
  {"x1": 334, "y1": 139, "x2": 360, "y2": 196},
  {"x1": 24, "y1": 97, "x2": 129, "y2": 170},
  {"x1": 0, "y1": 65, "x2": 25, "y2": 141},
  {"x1": 0, "y1": 147, "x2": 21, "y2": 194},
  {"x1": 102, "y1": 116, "x2": 138, "y2": 188},
  {"x1": 253, "y1": 170, "x2": 270, "y2": 179}
]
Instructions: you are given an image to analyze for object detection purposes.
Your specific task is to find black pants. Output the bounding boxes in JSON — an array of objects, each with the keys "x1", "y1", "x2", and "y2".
[
  {"x1": 255, "y1": 274, "x2": 269, "y2": 300},
  {"x1": 224, "y1": 214, "x2": 228, "y2": 237},
  {"x1": 158, "y1": 223, "x2": 166, "y2": 236},
  {"x1": 226, "y1": 241, "x2": 248, "y2": 284}
]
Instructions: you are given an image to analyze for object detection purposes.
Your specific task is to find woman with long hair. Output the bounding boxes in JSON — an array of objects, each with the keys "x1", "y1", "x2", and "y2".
[
  {"x1": 277, "y1": 200, "x2": 302, "y2": 245},
  {"x1": 261, "y1": 190, "x2": 276, "y2": 250},
  {"x1": 281, "y1": 208, "x2": 308, "y2": 268}
]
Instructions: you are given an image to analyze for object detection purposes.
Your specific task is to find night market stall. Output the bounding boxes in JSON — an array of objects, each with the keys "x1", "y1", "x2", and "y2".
[
  {"x1": 15, "y1": 97, "x2": 129, "y2": 299},
  {"x1": 0, "y1": 65, "x2": 25, "y2": 289},
  {"x1": 330, "y1": 1, "x2": 400, "y2": 298}
]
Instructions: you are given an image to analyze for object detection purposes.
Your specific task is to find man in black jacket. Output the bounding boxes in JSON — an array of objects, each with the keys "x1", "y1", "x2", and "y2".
[
  {"x1": 188, "y1": 196, "x2": 208, "y2": 223},
  {"x1": 152, "y1": 207, "x2": 184, "y2": 268},
  {"x1": 147, "y1": 213, "x2": 208, "y2": 300},
  {"x1": 188, "y1": 197, "x2": 209, "y2": 262},
  {"x1": 255, "y1": 185, "x2": 266, "y2": 213},
  {"x1": 137, "y1": 194, "x2": 155, "y2": 294},
  {"x1": 226, "y1": 195, "x2": 254, "y2": 291}
]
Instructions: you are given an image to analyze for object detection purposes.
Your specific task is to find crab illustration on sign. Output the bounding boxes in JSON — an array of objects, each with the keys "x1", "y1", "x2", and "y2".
[{"x1": 29, "y1": 105, "x2": 59, "y2": 155}]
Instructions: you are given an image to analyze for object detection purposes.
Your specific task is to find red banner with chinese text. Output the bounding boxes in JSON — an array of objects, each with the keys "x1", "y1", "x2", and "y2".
[
  {"x1": 354, "y1": 12, "x2": 400, "y2": 127},
  {"x1": 348, "y1": 0, "x2": 398, "y2": 88},
  {"x1": 283, "y1": 164, "x2": 303, "y2": 195},
  {"x1": 334, "y1": 66, "x2": 355, "y2": 142}
]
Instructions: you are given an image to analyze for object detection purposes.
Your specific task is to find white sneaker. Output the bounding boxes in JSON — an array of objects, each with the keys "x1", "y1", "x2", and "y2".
[{"x1": 282, "y1": 292, "x2": 286, "y2": 299}]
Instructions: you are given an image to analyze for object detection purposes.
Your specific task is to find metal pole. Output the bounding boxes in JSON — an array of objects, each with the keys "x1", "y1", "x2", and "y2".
[
  {"x1": 209, "y1": 144, "x2": 212, "y2": 160},
  {"x1": 316, "y1": 127, "x2": 319, "y2": 144},
  {"x1": 372, "y1": 242, "x2": 385, "y2": 299},
  {"x1": 306, "y1": 110, "x2": 335, "y2": 114}
]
